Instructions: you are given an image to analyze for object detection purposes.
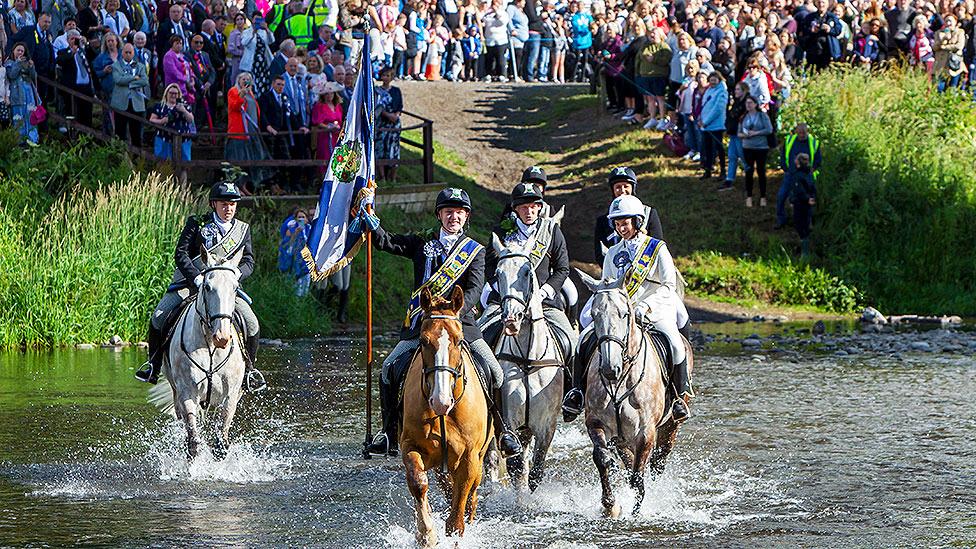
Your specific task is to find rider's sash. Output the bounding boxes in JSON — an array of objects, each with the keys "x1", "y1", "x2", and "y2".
[
  {"x1": 402, "y1": 237, "x2": 483, "y2": 328},
  {"x1": 623, "y1": 236, "x2": 663, "y2": 298},
  {"x1": 170, "y1": 219, "x2": 250, "y2": 288},
  {"x1": 528, "y1": 218, "x2": 557, "y2": 266}
]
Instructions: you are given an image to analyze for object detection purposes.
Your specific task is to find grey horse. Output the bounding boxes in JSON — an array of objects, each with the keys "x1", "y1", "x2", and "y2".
[
  {"x1": 577, "y1": 271, "x2": 692, "y2": 517},
  {"x1": 149, "y1": 246, "x2": 247, "y2": 460}
]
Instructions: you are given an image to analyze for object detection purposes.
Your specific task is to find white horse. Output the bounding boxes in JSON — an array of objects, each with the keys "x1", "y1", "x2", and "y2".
[
  {"x1": 149, "y1": 246, "x2": 247, "y2": 459},
  {"x1": 486, "y1": 230, "x2": 577, "y2": 491},
  {"x1": 577, "y1": 271, "x2": 691, "y2": 517}
]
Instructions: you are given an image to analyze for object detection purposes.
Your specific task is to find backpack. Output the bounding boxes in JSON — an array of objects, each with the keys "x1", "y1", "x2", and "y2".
[{"x1": 664, "y1": 128, "x2": 690, "y2": 157}]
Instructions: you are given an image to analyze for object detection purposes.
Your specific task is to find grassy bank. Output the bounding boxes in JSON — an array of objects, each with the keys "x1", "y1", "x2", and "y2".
[{"x1": 781, "y1": 67, "x2": 976, "y2": 314}]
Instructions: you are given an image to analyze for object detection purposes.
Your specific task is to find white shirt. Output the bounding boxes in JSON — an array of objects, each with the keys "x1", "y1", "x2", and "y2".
[
  {"x1": 439, "y1": 228, "x2": 461, "y2": 251},
  {"x1": 213, "y1": 213, "x2": 233, "y2": 235}
]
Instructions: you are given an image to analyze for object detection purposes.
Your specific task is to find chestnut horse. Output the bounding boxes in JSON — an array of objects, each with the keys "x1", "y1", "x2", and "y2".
[{"x1": 401, "y1": 286, "x2": 492, "y2": 548}]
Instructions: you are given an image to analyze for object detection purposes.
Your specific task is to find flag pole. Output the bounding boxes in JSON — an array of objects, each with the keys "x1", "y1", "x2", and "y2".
[{"x1": 361, "y1": 24, "x2": 375, "y2": 460}]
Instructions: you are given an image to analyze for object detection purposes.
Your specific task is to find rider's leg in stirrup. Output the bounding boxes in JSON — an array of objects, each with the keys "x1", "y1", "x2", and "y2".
[
  {"x1": 137, "y1": 291, "x2": 184, "y2": 383},
  {"x1": 367, "y1": 339, "x2": 416, "y2": 456},
  {"x1": 662, "y1": 322, "x2": 692, "y2": 422},
  {"x1": 469, "y1": 338, "x2": 522, "y2": 458},
  {"x1": 237, "y1": 297, "x2": 266, "y2": 392},
  {"x1": 562, "y1": 327, "x2": 594, "y2": 422}
]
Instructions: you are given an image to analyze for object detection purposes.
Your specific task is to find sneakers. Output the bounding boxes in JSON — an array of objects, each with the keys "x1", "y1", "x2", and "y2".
[
  {"x1": 746, "y1": 197, "x2": 753, "y2": 208},
  {"x1": 759, "y1": 197, "x2": 767, "y2": 207},
  {"x1": 656, "y1": 119, "x2": 669, "y2": 130},
  {"x1": 717, "y1": 181, "x2": 734, "y2": 191},
  {"x1": 691, "y1": 152, "x2": 701, "y2": 162},
  {"x1": 682, "y1": 151, "x2": 695, "y2": 160},
  {"x1": 620, "y1": 109, "x2": 636, "y2": 120},
  {"x1": 643, "y1": 118, "x2": 659, "y2": 129}
]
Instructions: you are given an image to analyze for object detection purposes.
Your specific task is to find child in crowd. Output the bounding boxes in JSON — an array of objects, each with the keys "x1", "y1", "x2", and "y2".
[
  {"x1": 392, "y1": 14, "x2": 407, "y2": 77},
  {"x1": 461, "y1": 24, "x2": 481, "y2": 81},
  {"x1": 427, "y1": 14, "x2": 449, "y2": 80},
  {"x1": 551, "y1": 14, "x2": 568, "y2": 83},
  {"x1": 447, "y1": 27, "x2": 465, "y2": 81},
  {"x1": 676, "y1": 59, "x2": 701, "y2": 162},
  {"x1": 381, "y1": 19, "x2": 396, "y2": 69}
]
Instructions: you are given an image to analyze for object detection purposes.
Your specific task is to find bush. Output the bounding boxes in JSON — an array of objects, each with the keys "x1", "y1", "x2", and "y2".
[
  {"x1": 677, "y1": 251, "x2": 862, "y2": 313},
  {"x1": 781, "y1": 67, "x2": 976, "y2": 314}
]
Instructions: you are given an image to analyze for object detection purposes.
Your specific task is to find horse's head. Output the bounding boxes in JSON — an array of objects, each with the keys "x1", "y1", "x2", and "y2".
[
  {"x1": 492, "y1": 233, "x2": 539, "y2": 337},
  {"x1": 198, "y1": 245, "x2": 241, "y2": 349},
  {"x1": 419, "y1": 285, "x2": 465, "y2": 416},
  {"x1": 580, "y1": 270, "x2": 634, "y2": 382}
]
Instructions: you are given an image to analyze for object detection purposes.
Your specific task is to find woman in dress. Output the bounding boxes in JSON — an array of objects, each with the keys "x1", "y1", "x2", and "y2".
[
  {"x1": 225, "y1": 71, "x2": 271, "y2": 191},
  {"x1": 227, "y1": 12, "x2": 248, "y2": 85},
  {"x1": 239, "y1": 13, "x2": 273, "y2": 95},
  {"x1": 310, "y1": 80, "x2": 344, "y2": 177},
  {"x1": 150, "y1": 83, "x2": 195, "y2": 160},
  {"x1": 374, "y1": 65, "x2": 402, "y2": 181}
]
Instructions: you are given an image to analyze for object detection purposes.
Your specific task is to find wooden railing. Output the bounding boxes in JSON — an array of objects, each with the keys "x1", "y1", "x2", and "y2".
[{"x1": 37, "y1": 74, "x2": 435, "y2": 185}]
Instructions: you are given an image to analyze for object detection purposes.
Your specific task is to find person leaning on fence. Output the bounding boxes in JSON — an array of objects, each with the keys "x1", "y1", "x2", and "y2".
[
  {"x1": 111, "y1": 42, "x2": 149, "y2": 148},
  {"x1": 224, "y1": 72, "x2": 272, "y2": 192},
  {"x1": 375, "y1": 64, "x2": 402, "y2": 182},
  {"x1": 258, "y1": 75, "x2": 295, "y2": 194},
  {"x1": 150, "y1": 82, "x2": 194, "y2": 160},
  {"x1": 11, "y1": 12, "x2": 55, "y2": 105}
]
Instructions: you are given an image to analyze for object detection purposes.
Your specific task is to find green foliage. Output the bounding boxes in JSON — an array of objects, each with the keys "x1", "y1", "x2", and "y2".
[
  {"x1": 678, "y1": 251, "x2": 862, "y2": 313},
  {"x1": 782, "y1": 67, "x2": 976, "y2": 314}
]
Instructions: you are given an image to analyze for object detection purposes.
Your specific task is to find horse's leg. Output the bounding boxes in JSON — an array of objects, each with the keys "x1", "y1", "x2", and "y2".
[
  {"x1": 527, "y1": 420, "x2": 556, "y2": 493},
  {"x1": 588, "y1": 425, "x2": 620, "y2": 518},
  {"x1": 182, "y1": 399, "x2": 202, "y2": 459},
  {"x1": 213, "y1": 389, "x2": 240, "y2": 461},
  {"x1": 631, "y1": 431, "x2": 655, "y2": 516},
  {"x1": 505, "y1": 430, "x2": 530, "y2": 490},
  {"x1": 465, "y1": 481, "x2": 479, "y2": 524},
  {"x1": 447, "y1": 452, "x2": 480, "y2": 538},
  {"x1": 483, "y1": 439, "x2": 501, "y2": 484},
  {"x1": 650, "y1": 422, "x2": 679, "y2": 476},
  {"x1": 403, "y1": 449, "x2": 437, "y2": 549}
]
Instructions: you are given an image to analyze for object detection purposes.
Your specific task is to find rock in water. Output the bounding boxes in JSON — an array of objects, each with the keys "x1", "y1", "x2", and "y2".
[
  {"x1": 910, "y1": 341, "x2": 932, "y2": 352},
  {"x1": 742, "y1": 338, "x2": 762, "y2": 348},
  {"x1": 860, "y1": 307, "x2": 888, "y2": 325},
  {"x1": 812, "y1": 321, "x2": 827, "y2": 335},
  {"x1": 109, "y1": 335, "x2": 123, "y2": 346}
]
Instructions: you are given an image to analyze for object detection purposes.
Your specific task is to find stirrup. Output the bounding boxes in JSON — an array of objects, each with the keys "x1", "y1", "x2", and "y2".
[
  {"x1": 246, "y1": 370, "x2": 267, "y2": 392},
  {"x1": 498, "y1": 430, "x2": 523, "y2": 458},
  {"x1": 672, "y1": 397, "x2": 691, "y2": 423},
  {"x1": 135, "y1": 362, "x2": 158, "y2": 384},
  {"x1": 366, "y1": 432, "x2": 392, "y2": 457},
  {"x1": 561, "y1": 388, "x2": 584, "y2": 415}
]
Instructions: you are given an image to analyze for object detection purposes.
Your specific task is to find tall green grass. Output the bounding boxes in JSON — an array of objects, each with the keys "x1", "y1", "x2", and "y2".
[{"x1": 781, "y1": 67, "x2": 976, "y2": 314}]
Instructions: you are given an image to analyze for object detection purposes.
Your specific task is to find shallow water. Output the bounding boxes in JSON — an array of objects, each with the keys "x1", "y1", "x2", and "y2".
[{"x1": 2, "y1": 329, "x2": 975, "y2": 548}]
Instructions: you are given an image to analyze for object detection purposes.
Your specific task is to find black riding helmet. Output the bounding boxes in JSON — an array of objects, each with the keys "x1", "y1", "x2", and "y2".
[
  {"x1": 607, "y1": 166, "x2": 638, "y2": 188},
  {"x1": 435, "y1": 187, "x2": 472, "y2": 212},
  {"x1": 511, "y1": 182, "x2": 545, "y2": 207},
  {"x1": 521, "y1": 166, "x2": 547, "y2": 188},
  {"x1": 209, "y1": 180, "x2": 243, "y2": 202}
]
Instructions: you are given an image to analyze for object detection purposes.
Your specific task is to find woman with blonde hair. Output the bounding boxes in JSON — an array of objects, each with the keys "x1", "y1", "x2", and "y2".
[{"x1": 150, "y1": 83, "x2": 195, "y2": 160}]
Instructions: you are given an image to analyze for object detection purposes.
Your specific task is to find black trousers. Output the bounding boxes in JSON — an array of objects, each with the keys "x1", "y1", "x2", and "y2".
[
  {"x1": 743, "y1": 147, "x2": 769, "y2": 198},
  {"x1": 701, "y1": 129, "x2": 726, "y2": 176},
  {"x1": 114, "y1": 105, "x2": 144, "y2": 148},
  {"x1": 794, "y1": 201, "x2": 813, "y2": 239},
  {"x1": 486, "y1": 44, "x2": 507, "y2": 77}
]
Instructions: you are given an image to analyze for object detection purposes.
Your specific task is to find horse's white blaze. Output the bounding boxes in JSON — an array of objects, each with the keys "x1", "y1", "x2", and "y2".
[{"x1": 429, "y1": 327, "x2": 455, "y2": 416}]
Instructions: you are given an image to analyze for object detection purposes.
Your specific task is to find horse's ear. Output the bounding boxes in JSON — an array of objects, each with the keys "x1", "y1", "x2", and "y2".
[
  {"x1": 491, "y1": 232, "x2": 505, "y2": 255},
  {"x1": 200, "y1": 244, "x2": 211, "y2": 266},
  {"x1": 449, "y1": 285, "x2": 464, "y2": 313},
  {"x1": 577, "y1": 268, "x2": 602, "y2": 293},
  {"x1": 420, "y1": 287, "x2": 434, "y2": 312},
  {"x1": 551, "y1": 205, "x2": 565, "y2": 224}
]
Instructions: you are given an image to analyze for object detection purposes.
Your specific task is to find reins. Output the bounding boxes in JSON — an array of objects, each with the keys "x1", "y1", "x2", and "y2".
[
  {"x1": 593, "y1": 290, "x2": 648, "y2": 441},
  {"x1": 420, "y1": 313, "x2": 470, "y2": 474}
]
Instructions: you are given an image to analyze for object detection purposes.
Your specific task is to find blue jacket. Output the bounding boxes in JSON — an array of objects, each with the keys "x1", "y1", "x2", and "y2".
[{"x1": 698, "y1": 81, "x2": 728, "y2": 132}]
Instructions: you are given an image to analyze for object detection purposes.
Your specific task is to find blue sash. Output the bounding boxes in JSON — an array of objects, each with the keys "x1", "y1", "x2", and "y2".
[
  {"x1": 623, "y1": 236, "x2": 663, "y2": 298},
  {"x1": 402, "y1": 237, "x2": 483, "y2": 328}
]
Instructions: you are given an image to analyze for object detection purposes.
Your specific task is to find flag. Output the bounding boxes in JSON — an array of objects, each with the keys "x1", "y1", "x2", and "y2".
[{"x1": 302, "y1": 35, "x2": 376, "y2": 281}]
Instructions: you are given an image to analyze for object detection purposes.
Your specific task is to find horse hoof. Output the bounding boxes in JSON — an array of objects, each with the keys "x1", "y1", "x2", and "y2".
[
  {"x1": 417, "y1": 531, "x2": 438, "y2": 549},
  {"x1": 604, "y1": 503, "x2": 621, "y2": 518}
]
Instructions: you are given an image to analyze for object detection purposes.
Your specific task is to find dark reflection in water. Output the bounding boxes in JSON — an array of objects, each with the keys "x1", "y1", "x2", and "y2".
[{"x1": 1, "y1": 330, "x2": 975, "y2": 548}]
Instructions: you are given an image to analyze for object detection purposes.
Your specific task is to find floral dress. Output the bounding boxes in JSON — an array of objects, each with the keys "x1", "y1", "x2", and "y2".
[{"x1": 375, "y1": 85, "x2": 402, "y2": 161}]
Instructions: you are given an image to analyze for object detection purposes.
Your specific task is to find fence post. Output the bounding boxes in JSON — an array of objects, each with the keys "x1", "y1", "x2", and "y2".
[{"x1": 422, "y1": 121, "x2": 434, "y2": 185}]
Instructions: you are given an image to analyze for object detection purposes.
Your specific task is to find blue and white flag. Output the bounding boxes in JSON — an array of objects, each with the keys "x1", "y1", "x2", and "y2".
[{"x1": 302, "y1": 36, "x2": 376, "y2": 281}]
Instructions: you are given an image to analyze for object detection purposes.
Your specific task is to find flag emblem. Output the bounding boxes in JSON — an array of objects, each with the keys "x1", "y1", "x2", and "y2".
[{"x1": 331, "y1": 141, "x2": 363, "y2": 183}]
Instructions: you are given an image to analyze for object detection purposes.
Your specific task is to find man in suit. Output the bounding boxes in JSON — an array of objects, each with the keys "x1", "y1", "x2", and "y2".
[
  {"x1": 268, "y1": 37, "x2": 294, "y2": 78},
  {"x1": 111, "y1": 42, "x2": 149, "y2": 146},
  {"x1": 12, "y1": 12, "x2": 56, "y2": 103},
  {"x1": 186, "y1": 34, "x2": 215, "y2": 127},
  {"x1": 199, "y1": 18, "x2": 225, "y2": 105},
  {"x1": 282, "y1": 56, "x2": 310, "y2": 188},
  {"x1": 258, "y1": 75, "x2": 294, "y2": 193},
  {"x1": 188, "y1": 0, "x2": 207, "y2": 32},
  {"x1": 56, "y1": 30, "x2": 97, "y2": 128},
  {"x1": 156, "y1": 2, "x2": 190, "y2": 82}
]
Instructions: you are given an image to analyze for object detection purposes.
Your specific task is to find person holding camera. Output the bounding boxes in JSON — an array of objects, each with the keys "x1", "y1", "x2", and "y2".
[
  {"x1": 56, "y1": 30, "x2": 96, "y2": 128},
  {"x1": 5, "y1": 42, "x2": 39, "y2": 145},
  {"x1": 150, "y1": 82, "x2": 195, "y2": 160}
]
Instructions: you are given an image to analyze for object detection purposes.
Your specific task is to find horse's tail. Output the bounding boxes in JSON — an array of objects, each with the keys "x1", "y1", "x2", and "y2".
[{"x1": 148, "y1": 377, "x2": 178, "y2": 417}]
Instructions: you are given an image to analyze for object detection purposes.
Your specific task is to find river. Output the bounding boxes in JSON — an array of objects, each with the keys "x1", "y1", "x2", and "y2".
[{"x1": 1, "y1": 326, "x2": 974, "y2": 548}]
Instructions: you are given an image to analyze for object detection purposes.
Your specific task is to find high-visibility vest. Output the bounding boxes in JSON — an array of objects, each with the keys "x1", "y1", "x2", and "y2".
[
  {"x1": 283, "y1": 13, "x2": 314, "y2": 46},
  {"x1": 308, "y1": 0, "x2": 332, "y2": 28},
  {"x1": 267, "y1": 3, "x2": 286, "y2": 33},
  {"x1": 784, "y1": 134, "x2": 821, "y2": 179}
]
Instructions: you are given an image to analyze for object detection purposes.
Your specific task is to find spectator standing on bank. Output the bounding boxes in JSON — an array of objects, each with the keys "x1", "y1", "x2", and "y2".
[
  {"x1": 93, "y1": 31, "x2": 120, "y2": 134},
  {"x1": 719, "y1": 80, "x2": 749, "y2": 192},
  {"x1": 787, "y1": 153, "x2": 816, "y2": 257},
  {"x1": 738, "y1": 94, "x2": 773, "y2": 208},
  {"x1": 483, "y1": 0, "x2": 510, "y2": 81},
  {"x1": 375, "y1": 64, "x2": 402, "y2": 182},
  {"x1": 5, "y1": 42, "x2": 39, "y2": 145},
  {"x1": 310, "y1": 79, "x2": 342, "y2": 177},
  {"x1": 227, "y1": 12, "x2": 247, "y2": 83},
  {"x1": 567, "y1": 0, "x2": 592, "y2": 82},
  {"x1": 698, "y1": 71, "x2": 727, "y2": 181},
  {"x1": 933, "y1": 15, "x2": 965, "y2": 90},
  {"x1": 56, "y1": 31, "x2": 95, "y2": 128},
  {"x1": 150, "y1": 83, "x2": 194, "y2": 160},
  {"x1": 111, "y1": 42, "x2": 149, "y2": 147},
  {"x1": 225, "y1": 71, "x2": 271, "y2": 192},
  {"x1": 239, "y1": 14, "x2": 273, "y2": 95},
  {"x1": 777, "y1": 122, "x2": 821, "y2": 229}
]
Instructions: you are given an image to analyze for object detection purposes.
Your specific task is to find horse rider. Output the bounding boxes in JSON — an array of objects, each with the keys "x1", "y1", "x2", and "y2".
[
  {"x1": 563, "y1": 194, "x2": 692, "y2": 423},
  {"x1": 481, "y1": 182, "x2": 578, "y2": 415},
  {"x1": 593, "y1": 166, "x2": 664, "y2": 264},
  {"x1": 364, "y1": 187, "x2": 523, "y2": 459},
  {"x1": 135, "y1": 181, "x2": 267, "y2": 392},
  {"x1": 502, "y1": 166, "x2": 580, "y2": 324}
]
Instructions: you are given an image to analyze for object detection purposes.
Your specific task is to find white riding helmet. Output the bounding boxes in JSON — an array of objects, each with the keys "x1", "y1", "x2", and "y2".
[{"x1": 608, "y1": 194, "x2": 645, "y2": 219}]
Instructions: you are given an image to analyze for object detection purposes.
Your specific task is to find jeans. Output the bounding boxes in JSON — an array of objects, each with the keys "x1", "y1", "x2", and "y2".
[
  {"x1": 539, "y1": 46, "x2": 551, "y2": 78},
  {"x1": 937, "y1": 74, "x2": 962, "y2": 92},
  {"x1": 524, "y1": 33, "x2": 541, "y2": 80},
  {"x1": 12, "y1": 105, "x2": 38, "y2": 144},
  {"x1": 680, "y1": 113, "x2": 698, "y2": 151},
  {"x1": 726, "y1": 134, "x2": 744, "y2": 182}
]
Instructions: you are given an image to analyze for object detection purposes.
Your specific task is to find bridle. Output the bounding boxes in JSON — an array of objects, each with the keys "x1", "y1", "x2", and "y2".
[
  {"x1": 497, "y1": 251, "x2": 544, "y2": 324},
  {"x1": 592, "y1": 288, "x2": 648, "y2": 440},
  {"x1": 419, "y1": 312, "x2": 470, "y2": 474},
  {"x1": 195, "y1": 265, "x2": 240, "y2": 337},
  {"x1": 182, "y1": 265, "x2": 240, "y2": 409}
]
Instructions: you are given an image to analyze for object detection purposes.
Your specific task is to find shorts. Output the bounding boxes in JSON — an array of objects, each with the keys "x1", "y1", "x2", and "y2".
[{"x1": 637, "y1": 75, "x2": 667, "y2": 96}]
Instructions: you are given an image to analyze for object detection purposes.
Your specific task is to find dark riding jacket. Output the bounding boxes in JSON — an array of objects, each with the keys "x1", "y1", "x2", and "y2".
[
  {"x1": 485, "y1": 221, "x2": 570, "y2": 310},
  {"x1": 371, "y1": 225, "x2": 486, "y2": 342},
  {"x1": 175, "y1": 214, "x2": 255, "y2": 285}
]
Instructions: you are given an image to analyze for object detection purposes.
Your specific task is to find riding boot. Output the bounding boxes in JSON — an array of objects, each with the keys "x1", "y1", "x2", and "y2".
[
  {"x1": 244, "y1": 333, "x2": 267, "y2": 392},
  {"x1": 679, "y1": 322, "x2": 692, "y2": 343},
  {"x1": 366, "y1": 377, "x2": 400, "y2": 456},
  {"x1": 562, "y1": 332, "x2": 595, "y2": 422},
  {"x1": 671, "y1": 358, "x2": 692, "y2": 423},
  {"x1": 337, "y1": 288, "x2": 349, "y2": 324},
  {"x1": 491, "y1": 390, "x2": 523, "y2": 458},
  {"x1": 566, "y1": 302, "x2": 580, "y2": 330},
  {"x1": 135, "y1": 325, "x2": 164, "y2": 384}
]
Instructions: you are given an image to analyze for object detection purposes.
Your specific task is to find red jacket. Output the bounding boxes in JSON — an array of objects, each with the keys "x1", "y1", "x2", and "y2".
[{"x1": 227, "y1": 86, "x2": 260, "y2": 139}]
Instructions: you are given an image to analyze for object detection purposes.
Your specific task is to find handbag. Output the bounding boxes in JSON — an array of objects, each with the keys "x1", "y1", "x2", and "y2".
[
  {"x1": 29, "y1": 84, "x2": 47, "y2": 126},
  {"x1": 948, "y1": 53, "x2": 963, "y2": 72},
  {"x1": 0, "y1": 102, "x2": 10, "y2": 124},
  {"x1": 663, "y1": 129, "x2": 690, "y2": 157}
]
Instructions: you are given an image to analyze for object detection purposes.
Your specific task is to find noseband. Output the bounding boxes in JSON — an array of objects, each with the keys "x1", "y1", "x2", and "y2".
[{"x1": 196, "y1": 266, "x2": 240, "y2": 330}]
